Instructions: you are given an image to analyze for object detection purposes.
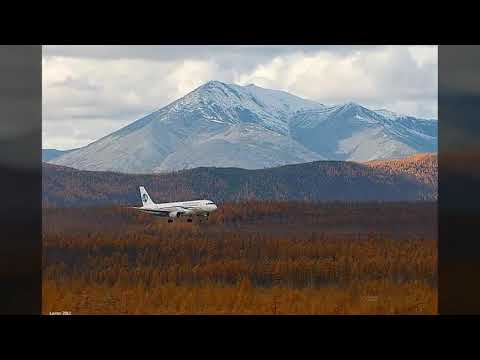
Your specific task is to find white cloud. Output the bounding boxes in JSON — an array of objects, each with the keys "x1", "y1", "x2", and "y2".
[
  {"x1": 166, "y1": 60, "x2": 220, "y2": 98},
  {"x1": 408, "y1": 45, "x2": 438, "y2": 67},
  {"x1": 237, "y1": 51, "x2": 379, "y2": 103},
  {"x1": 237, "y1": 46, "x2": 437, "y2": 116},
  {"x1": 43, "y1": 45, "x2": 438, "y2": 149}
]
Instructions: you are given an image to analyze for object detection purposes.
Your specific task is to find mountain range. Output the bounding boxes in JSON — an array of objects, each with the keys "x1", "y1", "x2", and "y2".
[
  {"x1": 45, "y1": 80, "x2": 437, "y2": 173},
  {"x1": 42, "y1": 153, "x2": 437, "y2": 207},
  {"x1": 42, "y1": 148, "x2": 74, "y2": 162}
]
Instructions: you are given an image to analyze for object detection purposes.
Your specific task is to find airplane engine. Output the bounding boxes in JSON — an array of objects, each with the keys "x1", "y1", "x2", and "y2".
[
  {"x1": 169, "y1": 211, "x2": 184, "y2": 218},
  {"x1": 169, "y1": 210, "x2": 193, "y2": 218}
]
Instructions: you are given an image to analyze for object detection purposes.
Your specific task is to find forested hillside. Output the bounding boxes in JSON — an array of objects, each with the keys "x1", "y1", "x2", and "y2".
[{"x1": 42, "y1": 154, "x2": 437, "y2": 207}]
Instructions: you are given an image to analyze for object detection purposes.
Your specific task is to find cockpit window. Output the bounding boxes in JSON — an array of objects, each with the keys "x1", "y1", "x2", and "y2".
[{"x1": 206, "y1": 201, "x2": 214, "y2": 205}]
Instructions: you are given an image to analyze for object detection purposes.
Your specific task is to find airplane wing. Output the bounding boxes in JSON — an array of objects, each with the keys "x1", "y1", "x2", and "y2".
[
  {"x1": 130, "y1": 205, "x2": 193, "y2": 217},
  {"x1": 142, "y1": 209, "x2": 171, "y2": 217},
  {"x1": 145, "y1": 206, "x2": 193, "y2": 216},
  {"x1": 158, "y1": 206, "x2": 193, "y2": 213},
  {"x1": 130, "y1": 207, "x2": 171, "y2": 217}
]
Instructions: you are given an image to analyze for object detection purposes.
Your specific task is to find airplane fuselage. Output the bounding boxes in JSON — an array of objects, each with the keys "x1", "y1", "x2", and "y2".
[
  {"x1": 132, "y1": 186, "x2": 218, "y2": 221},
  {"x1": 138, "y1": 200, "x2": 218, "y2": 217}
]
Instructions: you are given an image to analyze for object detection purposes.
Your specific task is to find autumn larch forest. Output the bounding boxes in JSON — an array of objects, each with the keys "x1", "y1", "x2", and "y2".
[{"x1": 43, "y1": 199, "x2": 437, "y2": 314}]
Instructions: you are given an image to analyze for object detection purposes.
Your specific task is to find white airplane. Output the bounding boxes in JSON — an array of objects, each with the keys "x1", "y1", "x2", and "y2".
[{"x1": 132, "y1": 186, "x2": 218, "y2": 223}]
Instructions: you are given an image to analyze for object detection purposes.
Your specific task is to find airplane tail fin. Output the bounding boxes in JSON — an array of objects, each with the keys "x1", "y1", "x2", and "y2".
[{"x1": 139, "y1": 186, "x2": 155, "y2": 207}]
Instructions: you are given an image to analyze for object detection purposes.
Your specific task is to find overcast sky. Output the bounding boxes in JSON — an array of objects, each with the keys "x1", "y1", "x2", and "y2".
[{"x1": 43, "y1": 45, "x2": 438, "y2": 150}]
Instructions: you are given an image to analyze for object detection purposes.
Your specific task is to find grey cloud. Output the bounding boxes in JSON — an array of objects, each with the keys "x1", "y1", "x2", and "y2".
[
  {"x1": 44, "y1": 45, "x2": 382, "y2": 75},
  {"x1": 45, "y1": 45, "x2": 379, "y2": 59},
  {"x1": 49, "y1": 76, "x2": 102, "y2": 92}
]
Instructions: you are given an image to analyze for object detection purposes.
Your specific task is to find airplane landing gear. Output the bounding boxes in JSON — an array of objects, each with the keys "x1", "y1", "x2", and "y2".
[
  {"x1": 168, "y1": 219, "x2": 173, "y2": 223},
  {"x1": 187, "y1": 218, "x2": 192, "y2": 223}
]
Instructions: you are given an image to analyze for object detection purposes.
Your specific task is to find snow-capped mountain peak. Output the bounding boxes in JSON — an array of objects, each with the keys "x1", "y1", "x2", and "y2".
[
  {"x1": 48, "y1": 81, "x2": 438, "y2": 173},
  {"x1": 162, "y1": 80, "x2": 324, "y2": 135},
  {"x1": 374, "y1": 108, "x2": 403, "y2": 120}
]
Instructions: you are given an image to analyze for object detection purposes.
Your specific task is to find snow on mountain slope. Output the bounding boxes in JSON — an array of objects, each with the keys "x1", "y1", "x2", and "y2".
[
  {"x1": 165, "y1": 81, "x2": 324, "y2": 135},
  {"x1": 49, "y1": 81, "x2": 325, "y2": 173},
  {"x1": 49, "y1": 81, "x2": 437, "y2": 173},
  {"x1": 290, "y1": 102, "x2": 437, "y2": 161},
  {"x1": 155, "y1": 123, "x2": 324, "y2": 171}
]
